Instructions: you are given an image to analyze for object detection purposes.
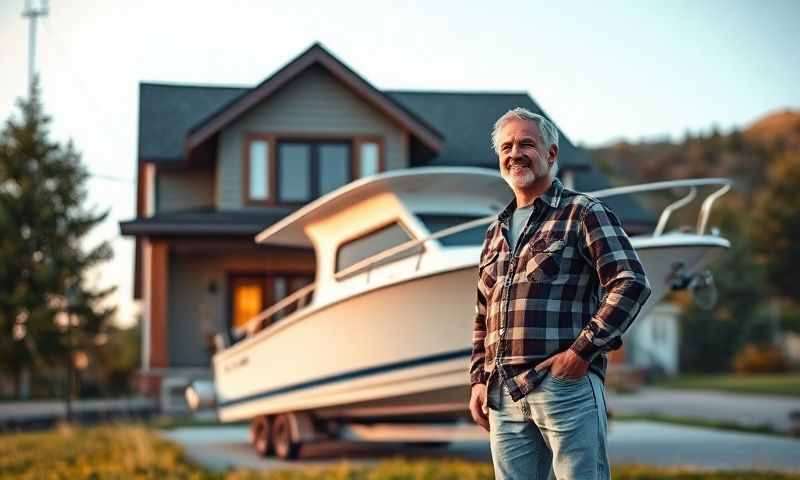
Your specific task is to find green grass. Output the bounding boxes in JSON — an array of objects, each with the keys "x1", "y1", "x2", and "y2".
[
  {"x1": 149, "y1": 416, "x2": 247, "y2": 430},
  {"x1": 655, "y1": 372, "x2": 800, "y2": 397},
  {"x1": 1, "y1": 425, "x2": 799, "y2": 479},
  {"x1": 0, "y1": 423, "x2": 209, "y2": 479}
]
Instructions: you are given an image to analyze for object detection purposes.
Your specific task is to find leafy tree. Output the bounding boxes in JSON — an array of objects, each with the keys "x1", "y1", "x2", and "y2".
[
  {"x1": 0, "y1": 81, "x2": 115, "y2": 398},
  {"x1": 678, "y1": 199, "x2": 771, "y2": 372},
  {"x1": 752, "y1": 150, "x2": 800, "y2": 301}
]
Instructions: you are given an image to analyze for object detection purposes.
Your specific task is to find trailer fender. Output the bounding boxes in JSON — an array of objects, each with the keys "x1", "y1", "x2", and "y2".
[{"x1": 287, "y1": 411, "x2": 319, "y2": 443}]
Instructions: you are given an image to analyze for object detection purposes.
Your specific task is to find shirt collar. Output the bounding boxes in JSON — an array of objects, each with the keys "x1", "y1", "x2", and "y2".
[{"x1": 498, "y1": 177, "x2": 564, "y2": 226}]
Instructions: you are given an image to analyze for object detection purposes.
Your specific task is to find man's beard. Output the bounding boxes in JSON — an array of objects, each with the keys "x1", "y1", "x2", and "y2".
[{"x1": 501, "y1": 163, "x2": 539, "y2": 190}]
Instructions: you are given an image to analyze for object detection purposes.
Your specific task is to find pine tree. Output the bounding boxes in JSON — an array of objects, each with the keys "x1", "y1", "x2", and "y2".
[{"x1": 0, "y1": 81, "x2": 115, "y2": 398}]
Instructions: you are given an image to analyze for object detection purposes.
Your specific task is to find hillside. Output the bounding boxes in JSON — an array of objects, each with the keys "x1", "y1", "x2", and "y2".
[
  {"x1": 587, "y1": 109, "x2": 800, "y2": 199},
  {"x1": 744, "y1": 109, "x2": 800, "y2": 147}
]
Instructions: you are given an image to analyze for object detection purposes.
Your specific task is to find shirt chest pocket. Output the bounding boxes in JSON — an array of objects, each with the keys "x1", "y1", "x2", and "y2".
[
  {"x1": 479, "y1": 249, "x2": 500, "y2": 290},
  {"x1": 524, "y1": 237, "x2": 567, "y2": 283}
]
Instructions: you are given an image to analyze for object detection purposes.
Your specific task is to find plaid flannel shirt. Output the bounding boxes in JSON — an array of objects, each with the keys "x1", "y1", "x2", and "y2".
[{"x1": 470, "y1": 177, "x2": 652, "y2": 404}]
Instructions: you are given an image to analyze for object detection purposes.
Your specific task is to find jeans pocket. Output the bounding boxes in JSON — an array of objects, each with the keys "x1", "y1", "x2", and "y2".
[{"x1": 550, "y1": 373, "x2": 587, "y2": 387}]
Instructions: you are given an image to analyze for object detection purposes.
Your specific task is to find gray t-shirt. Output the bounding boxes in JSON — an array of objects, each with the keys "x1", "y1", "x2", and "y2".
[{"x1": 509, "y1": 203, "x2": 535, "y2": 252}]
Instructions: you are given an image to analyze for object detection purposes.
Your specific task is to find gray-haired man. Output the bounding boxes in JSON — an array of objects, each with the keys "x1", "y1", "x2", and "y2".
[{"x1": 469, "y1": 108, "x2": 651, "y2": 479}]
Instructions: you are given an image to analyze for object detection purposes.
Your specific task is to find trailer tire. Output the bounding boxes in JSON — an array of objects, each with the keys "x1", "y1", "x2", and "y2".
[
  {"x1": 272, "y1": 413, "x2": 302, "y2": 460},
  {"x1": 251, "y1": 415, "x2": 273, "y2": 456}
]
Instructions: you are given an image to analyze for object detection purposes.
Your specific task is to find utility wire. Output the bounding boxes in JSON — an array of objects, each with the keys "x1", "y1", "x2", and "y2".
[{"x1": 88, "y1": 174, "x2": 135, "y2": 184}]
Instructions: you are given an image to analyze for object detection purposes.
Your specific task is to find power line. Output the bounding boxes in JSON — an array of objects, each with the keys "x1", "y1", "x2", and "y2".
[{"x1": 88, "y1": 173, "x2": 135, "y2": 184}]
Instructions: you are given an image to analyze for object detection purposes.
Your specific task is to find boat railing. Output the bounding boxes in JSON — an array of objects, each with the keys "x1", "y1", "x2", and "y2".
[
  {"x1": 235, "y1": 216, "x2": 496, "y2": 338},
  {"x1": 334, "y1": 215, "x2": 496, "y2": 281},
  {"x1": 234, "y1": 282, "x2": 316, "y2": 339},
  {"x1": 235, "y1": 177, "x2": 732, "y2": 338},
  {"x1": 587, "y1": 177, "x2": 732, "y2": 236}
]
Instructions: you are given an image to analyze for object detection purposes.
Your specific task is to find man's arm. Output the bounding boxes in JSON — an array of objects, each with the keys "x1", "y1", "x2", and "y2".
[
  {"x1": 469, "y1": 258, "x2": 490, "y2": 387},
  {"x1": 469, "y1": 239, "x2": 494, "y2": 431},
  {"x1": 570, "y1": 201, "x2": 652, "y2": 362}
]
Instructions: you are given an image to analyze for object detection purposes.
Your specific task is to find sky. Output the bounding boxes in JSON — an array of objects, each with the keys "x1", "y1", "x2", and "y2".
[{"x1": 1, "y1": 0, "x2": 798, "y2": 328}]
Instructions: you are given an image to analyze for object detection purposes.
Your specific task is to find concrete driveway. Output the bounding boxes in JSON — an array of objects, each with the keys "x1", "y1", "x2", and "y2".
[{"x1": 162, "y1": 421, "x2": 800, "y2": 473}]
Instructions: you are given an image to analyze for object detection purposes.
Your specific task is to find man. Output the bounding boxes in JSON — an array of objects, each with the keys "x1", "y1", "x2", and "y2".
[{"x1": 469, "y1": 107, "x2": 652, "y2": 479}]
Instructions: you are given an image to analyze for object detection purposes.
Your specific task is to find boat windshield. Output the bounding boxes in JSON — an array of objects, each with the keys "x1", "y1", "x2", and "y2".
[{"x1": 417, "y1": 214, "x2": 487, "y2": 246}]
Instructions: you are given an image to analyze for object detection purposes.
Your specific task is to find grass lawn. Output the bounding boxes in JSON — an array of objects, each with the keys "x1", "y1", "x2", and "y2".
[
  {"x1": 1, "y1": 424, "x2": 799, "y2": 479},
  {"x1": 655, "y1": 372, "x2": 800, "y2": 397}
]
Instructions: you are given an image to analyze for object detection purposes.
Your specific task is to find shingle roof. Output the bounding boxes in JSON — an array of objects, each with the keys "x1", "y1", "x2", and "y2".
[
  {"x1": 137, "y1": 85, "x2": 591, "y2": 171},
  {"x1": 386, "y1": 91, "x2": 591, "y2": 170},
  {"x1": 184, "y1": 43, "x2": 444, "y2": 158},
  {"x1": 138, "y1": 83, "x2": 246, "y2": 162}
]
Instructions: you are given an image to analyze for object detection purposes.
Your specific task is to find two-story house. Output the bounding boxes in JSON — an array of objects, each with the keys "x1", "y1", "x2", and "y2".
[{"x1": 119, "y1": 43, "x2": 657, "y2": 409}]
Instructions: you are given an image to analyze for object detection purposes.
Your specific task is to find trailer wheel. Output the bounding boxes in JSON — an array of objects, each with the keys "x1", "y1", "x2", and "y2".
[
  {"x1": 251, "y1": 416, "x2": 273, "y2": 456},
  {"x1": 272, "y1": 413, "x2": 301, "y2": 459}
]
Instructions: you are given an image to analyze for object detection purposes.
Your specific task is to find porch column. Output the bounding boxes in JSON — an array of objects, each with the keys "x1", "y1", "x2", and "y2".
[{"x1": 147, "y1": 240, "x2": 169, "y2": 369}]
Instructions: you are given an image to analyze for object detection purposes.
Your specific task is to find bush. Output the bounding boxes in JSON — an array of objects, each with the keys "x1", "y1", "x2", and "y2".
[{"x1": 733, "y1": 344, "x2": 788, "y2": 373}]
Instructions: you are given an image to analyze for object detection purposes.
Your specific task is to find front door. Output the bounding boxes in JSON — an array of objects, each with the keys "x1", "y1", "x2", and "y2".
[{"x1": 228, "y1": 273, "x2": 314, "y2": 331}]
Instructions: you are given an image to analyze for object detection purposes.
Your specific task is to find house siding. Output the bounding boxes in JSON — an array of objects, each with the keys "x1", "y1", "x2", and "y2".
[
  {"x1": 167, "y1": 247, "x2": 314, "y2": 367},
  {"x1": 157, "y1": 167, "x2": 215, "y2": 213},
  {"x1": 217, "y1": 64, "x2": 408, "y2": 210}
]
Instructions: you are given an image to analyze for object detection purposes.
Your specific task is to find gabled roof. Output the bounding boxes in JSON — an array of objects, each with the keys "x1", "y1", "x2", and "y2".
[
  {"x1": 386, "y1": 91, "x2": 591, "y2": 170},
  {"x1": 138, "y1": 83, "x2": 246, "y2": 162},
  {"x1": 138, "y1": 85, "x2": 591, "y2": 171},
  {"x1": 182, "y1": 43, "x2": 444, "y2": 163}
]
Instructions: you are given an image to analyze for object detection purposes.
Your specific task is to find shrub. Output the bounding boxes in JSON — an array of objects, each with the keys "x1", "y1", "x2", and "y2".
[{"x1": 733, "y1": 344, "x2": 788, "y2": 373}]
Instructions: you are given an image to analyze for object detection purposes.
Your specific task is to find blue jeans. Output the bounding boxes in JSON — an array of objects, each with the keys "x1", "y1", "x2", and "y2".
[{"x1": 488, "y1": 372, "x2": 610, "y2": 480}]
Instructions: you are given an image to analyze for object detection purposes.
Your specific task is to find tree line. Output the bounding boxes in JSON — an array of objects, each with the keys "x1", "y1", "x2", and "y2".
[{"x1": 588, "y1": 110, "x2": 800, "y2": 373}]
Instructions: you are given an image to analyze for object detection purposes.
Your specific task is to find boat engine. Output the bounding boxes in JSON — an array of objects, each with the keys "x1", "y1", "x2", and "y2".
[{"x1": 669, "y1": 264, "x2": 718, "y2": 310}]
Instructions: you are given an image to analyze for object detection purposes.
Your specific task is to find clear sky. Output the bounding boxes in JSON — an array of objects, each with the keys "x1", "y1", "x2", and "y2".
[{"x1": 1, "y1": 0, "x2": 798, "y2": 327}]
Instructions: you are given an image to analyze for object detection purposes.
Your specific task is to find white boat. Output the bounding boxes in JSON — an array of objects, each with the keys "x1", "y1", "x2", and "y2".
[{"x1": 187, "y1": 167, "x2": 731, "y2": 458}]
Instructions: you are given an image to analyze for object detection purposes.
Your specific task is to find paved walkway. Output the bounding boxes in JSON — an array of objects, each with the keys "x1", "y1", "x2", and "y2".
[
  {"x1": 606, "y1": 388, "x2": 800, "y2": 432},
  {"x1": 163, "y1": 422, "x2": 800, "y2": 472}
]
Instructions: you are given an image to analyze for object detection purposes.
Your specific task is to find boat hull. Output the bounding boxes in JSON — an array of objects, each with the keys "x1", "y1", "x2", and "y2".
[
  {"x1": 214, "y1": 237, "x2": 728, "y2": 422},
  {"x1": 215, "y1": 268, "x2": 477, "y2": 422}
]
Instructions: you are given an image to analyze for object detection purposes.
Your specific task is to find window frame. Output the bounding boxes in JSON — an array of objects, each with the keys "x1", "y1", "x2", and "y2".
[
  {"x1": 242, "y1": 133, "x2": 277, "y2": 206},
  {"x1": 415, "y1": 213, "x2": 489, "y2": 247},
  {"x1": 242, "y1": 133, "x2": 385, "y2": 207},
  {"x1": 276, "y1": 138, "x2": 353, "y2": 205},
  {"x1": 333, "y1": 218, "x2": 424, "y2": 280},
  {"x1": 353, "y1": 136, "x2": 386, "y2": 179}
]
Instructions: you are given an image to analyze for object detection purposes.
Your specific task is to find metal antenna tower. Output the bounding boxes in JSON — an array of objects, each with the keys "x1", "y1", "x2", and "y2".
[{"x1": 21, "y1": 0, "x2": 49, "y2": 98}]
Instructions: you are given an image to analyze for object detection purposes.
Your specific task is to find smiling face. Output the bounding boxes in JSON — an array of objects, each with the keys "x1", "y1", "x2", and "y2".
[{"x1": 497, "y1": 118, "x2": 556, "y2": 192}]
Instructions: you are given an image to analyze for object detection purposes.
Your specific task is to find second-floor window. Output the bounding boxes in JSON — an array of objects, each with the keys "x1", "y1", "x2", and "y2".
[
  {"x1": 278, "y1": 140, "x2": 351, "y2": 202},
  {"x1": 245, "y1": 135, "x2": 384, "y2": 205}
]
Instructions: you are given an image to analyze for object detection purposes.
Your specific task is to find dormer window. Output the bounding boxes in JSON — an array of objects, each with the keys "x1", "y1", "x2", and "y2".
[
  {"x1": 244, "y1": 135, "x2": 383, "y2": 205},
  {"x1": 278, "y1": 140, "x2": 351, "y2": 202}
]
